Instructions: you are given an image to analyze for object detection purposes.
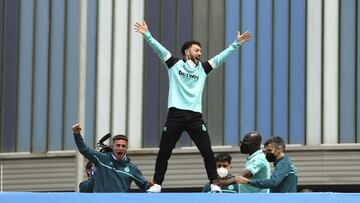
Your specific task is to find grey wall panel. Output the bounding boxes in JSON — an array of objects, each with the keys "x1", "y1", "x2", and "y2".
[
  {"x1": 143, "y1": 0, "x2": 162, "y2": 147},
  {"x1": 48, "y1": 0, "x2": 65, "y2": 150},
  {"x1": 0, "y1": 154, "x2": 76, "y2": 191},
  {"x1": 84, "y1": 0, "x2": 97, "y2": 147},
  {"x1": 17, "y1": 0, "x2": 34, "y2": 152},
  {"x1": 0, "y1": 0, "x2": 3, "y2": 115},
  {"x1": 339, "y1": 0, "x2": 357, "y2": 143},
  {"x1": 306, "y1": 0, "x2": 323, "y2": 145},
  {"x1": 95, "y1": 0, "x2": 113, "y2": 143},
  {"x1": 206, "y1": 0, "x2": 225, "y2": 145},
  {"x1": 127, "y1": 0, "x2": 145, "y2": 148},
  {"x1": 176, "y1": 0, "x2": 192, "y2": 55},
  {"x1": 289, "y1": 149, "x2": 360, "y2": 185},
  {"x1": 1, "y1": 0, "x2": 20, "y2": 152},
  {"x1": 32, "y1": 0, "x2": 50, "y2": 152},
  {"x1": 111, "y1": 0, "x2": 129, "y2": 139},
  {"x1": 63, "y1": 0, "x2": 80, "y2": 150},
  {"x1": 322, "y1": 0, "x2": 339, "y2": 144},
  {"x1": 358, "y1": 0, "x2": 360, "y2": 143}
]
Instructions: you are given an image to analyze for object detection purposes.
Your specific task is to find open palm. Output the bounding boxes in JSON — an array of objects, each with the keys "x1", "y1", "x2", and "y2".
[
  {"x1": 134, "y1": 21, "x2": 148, "y2": 34},
  {"x1": 237, "y1": 31, "x2": 252, "y2": 44}
]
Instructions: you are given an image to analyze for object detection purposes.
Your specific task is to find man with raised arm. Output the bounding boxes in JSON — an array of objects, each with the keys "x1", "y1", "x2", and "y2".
[{"x1": 134, "y1": 21, "x2": 252, "y2": 193}]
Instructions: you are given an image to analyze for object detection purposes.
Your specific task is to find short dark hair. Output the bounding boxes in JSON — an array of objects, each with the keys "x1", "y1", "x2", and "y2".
[
  {"x1": 113, "y1": 134, "x2": 128, "y2": 142},
  {"x1": 85, "y1": 161, "x2": 94, "y2": 170},
  {"x1": 264, "y1": 136, "x2": 286, "y2": 151},
  {"x1": 215, "y1": 152, "x2": 232, "y2": 163},
  {"x1": 181, "y1": 40, "x2": 201, "y2": 55}
]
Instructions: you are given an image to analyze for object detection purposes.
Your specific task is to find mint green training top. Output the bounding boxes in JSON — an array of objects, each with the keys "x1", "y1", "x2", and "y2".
[
  {"x1": 239, "y1": 149, "x2": 271, "y2": 193},
  {"x1": 143, "y1": 31, "x2": 241, "y2": 113}
]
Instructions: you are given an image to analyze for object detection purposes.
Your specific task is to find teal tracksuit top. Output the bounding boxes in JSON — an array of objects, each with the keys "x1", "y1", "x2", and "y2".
[
  {"x1": 74, "y1": 135, "x2": 148, "y2": 192},
  {"x1": 143, "y1": 31, "x2": 242, "y2": 113},
  {"x1": 249, "y1": 156, "x2": 298, "y2": 193}
]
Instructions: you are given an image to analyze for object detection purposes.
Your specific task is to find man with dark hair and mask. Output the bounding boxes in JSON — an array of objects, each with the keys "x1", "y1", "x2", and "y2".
[
  {"x1": 235, "y1": 136, "x2": 298, "y2": 193},
  {"x1": 216, "y1": 131, "x2": 270, "y2": 192},
  {"x1": 202, "y1": 153, "x2": 240, "y2": 193}
]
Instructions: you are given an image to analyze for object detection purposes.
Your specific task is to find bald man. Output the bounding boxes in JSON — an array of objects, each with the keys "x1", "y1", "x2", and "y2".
[{"x1": 215, "y1": 131, "x2": 270, "y2": 193}]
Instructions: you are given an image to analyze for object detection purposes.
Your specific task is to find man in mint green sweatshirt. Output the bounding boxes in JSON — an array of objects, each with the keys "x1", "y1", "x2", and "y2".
[{"x1": 134, "y1": 21, "x2": 252, "y2": 193}]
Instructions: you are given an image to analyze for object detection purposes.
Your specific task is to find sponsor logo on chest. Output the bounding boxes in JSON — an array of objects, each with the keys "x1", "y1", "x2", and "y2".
[{"x1": 178, "y1": 70, "x2": 199, "y2": 80}]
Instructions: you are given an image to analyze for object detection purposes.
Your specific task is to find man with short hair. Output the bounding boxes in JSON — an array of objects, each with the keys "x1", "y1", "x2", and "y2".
[
  {"x1": 134, "y1": 21, "x2": 252, "y2": 193},
  {"x1": 235, "y1": 136, "x2": 298, "y2": 193},
  {"x1": 72, "y1": 123, "x2": 150, "y2": 192},
  {"x1": 202, "y1": 153, "x2": 240, "y2": 193}
]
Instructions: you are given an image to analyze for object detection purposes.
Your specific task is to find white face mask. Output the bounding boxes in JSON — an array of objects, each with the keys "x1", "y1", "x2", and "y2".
[
  {"x1": 186, "y1": 59, "x2": 197, "y2": 68},
  {"x1": 217, "y1": 167, "x2": 229, "y2": 178}
]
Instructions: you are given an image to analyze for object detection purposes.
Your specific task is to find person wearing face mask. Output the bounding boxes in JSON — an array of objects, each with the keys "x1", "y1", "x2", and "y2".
[
  {"x1": 216, "y1": 131, "x2": 271, "y2": 192},
  {"x1": 202, "y1": 153, "x2": 240, "y2": 193},
  {"x1": 134, "y1": 21, "x2": 252, "y2": 193},
  {"x1": 235, "y1": 136, "x2": 298, "y2": 193},
  {"x1": 79, "y1": 161, "x2": 96, "y2": 192},
  {"x1": 72, "y1": 123, "x2": 151, "y2": 192}
]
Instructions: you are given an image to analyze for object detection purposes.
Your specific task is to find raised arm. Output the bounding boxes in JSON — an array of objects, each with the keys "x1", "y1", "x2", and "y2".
[
  {"x1": 208, "y1": 31, "x2": 252, "y2": 69},
  {"x1": 134, "y1": 21, "x2": 172, "y2": 63},
  {"x1": 72, "y1": 123, "x2": 99, "y2": 164}
]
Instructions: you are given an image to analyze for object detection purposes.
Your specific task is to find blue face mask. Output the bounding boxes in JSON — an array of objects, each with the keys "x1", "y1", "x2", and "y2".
[{"x1": 88, "y1": 168, "x2": 96, "y2": 176}]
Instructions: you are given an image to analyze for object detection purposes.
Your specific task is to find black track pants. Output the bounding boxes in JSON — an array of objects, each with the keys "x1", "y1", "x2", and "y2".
[{"x1": 153, "y1": 108, "x2": 218, "y2": 185}]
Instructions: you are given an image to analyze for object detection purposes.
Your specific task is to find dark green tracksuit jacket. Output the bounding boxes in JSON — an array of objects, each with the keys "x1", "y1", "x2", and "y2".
[
  {"x1": 79, "y1": 176, "x2": 94, "y2": 192},
  {"x1": 249, "y1": 156, "x2": 298, "y2": 193},
  {"x1": 74, "y1": 134, "x2": 148, "y2": 192},
  {"x1": 202, "y1": 174, "x2": 240, "y2": 193}
]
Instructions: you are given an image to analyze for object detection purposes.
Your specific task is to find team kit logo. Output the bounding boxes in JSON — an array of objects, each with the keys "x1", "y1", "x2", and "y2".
[
  {"x1": 202, "y1": 124, "x2": 207, "y2": 132},
  {"x1": 178, "y1": 70, "x2": 199, "y2": 80}
]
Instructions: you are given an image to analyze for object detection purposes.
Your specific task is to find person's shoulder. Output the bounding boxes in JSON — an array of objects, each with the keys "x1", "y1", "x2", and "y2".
[
  {"x1": 280, "y1": 155, "x2": 294, "y2": 167},
  {"x1": 253, "y1": 153, "x2": 270, "y2": 167},
  {"x1": 252, "y1": 151, "x2": 267, "y2": 161},
  {"x1": 126, "y1": 160, "x2": 141, "y2": 170}
]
